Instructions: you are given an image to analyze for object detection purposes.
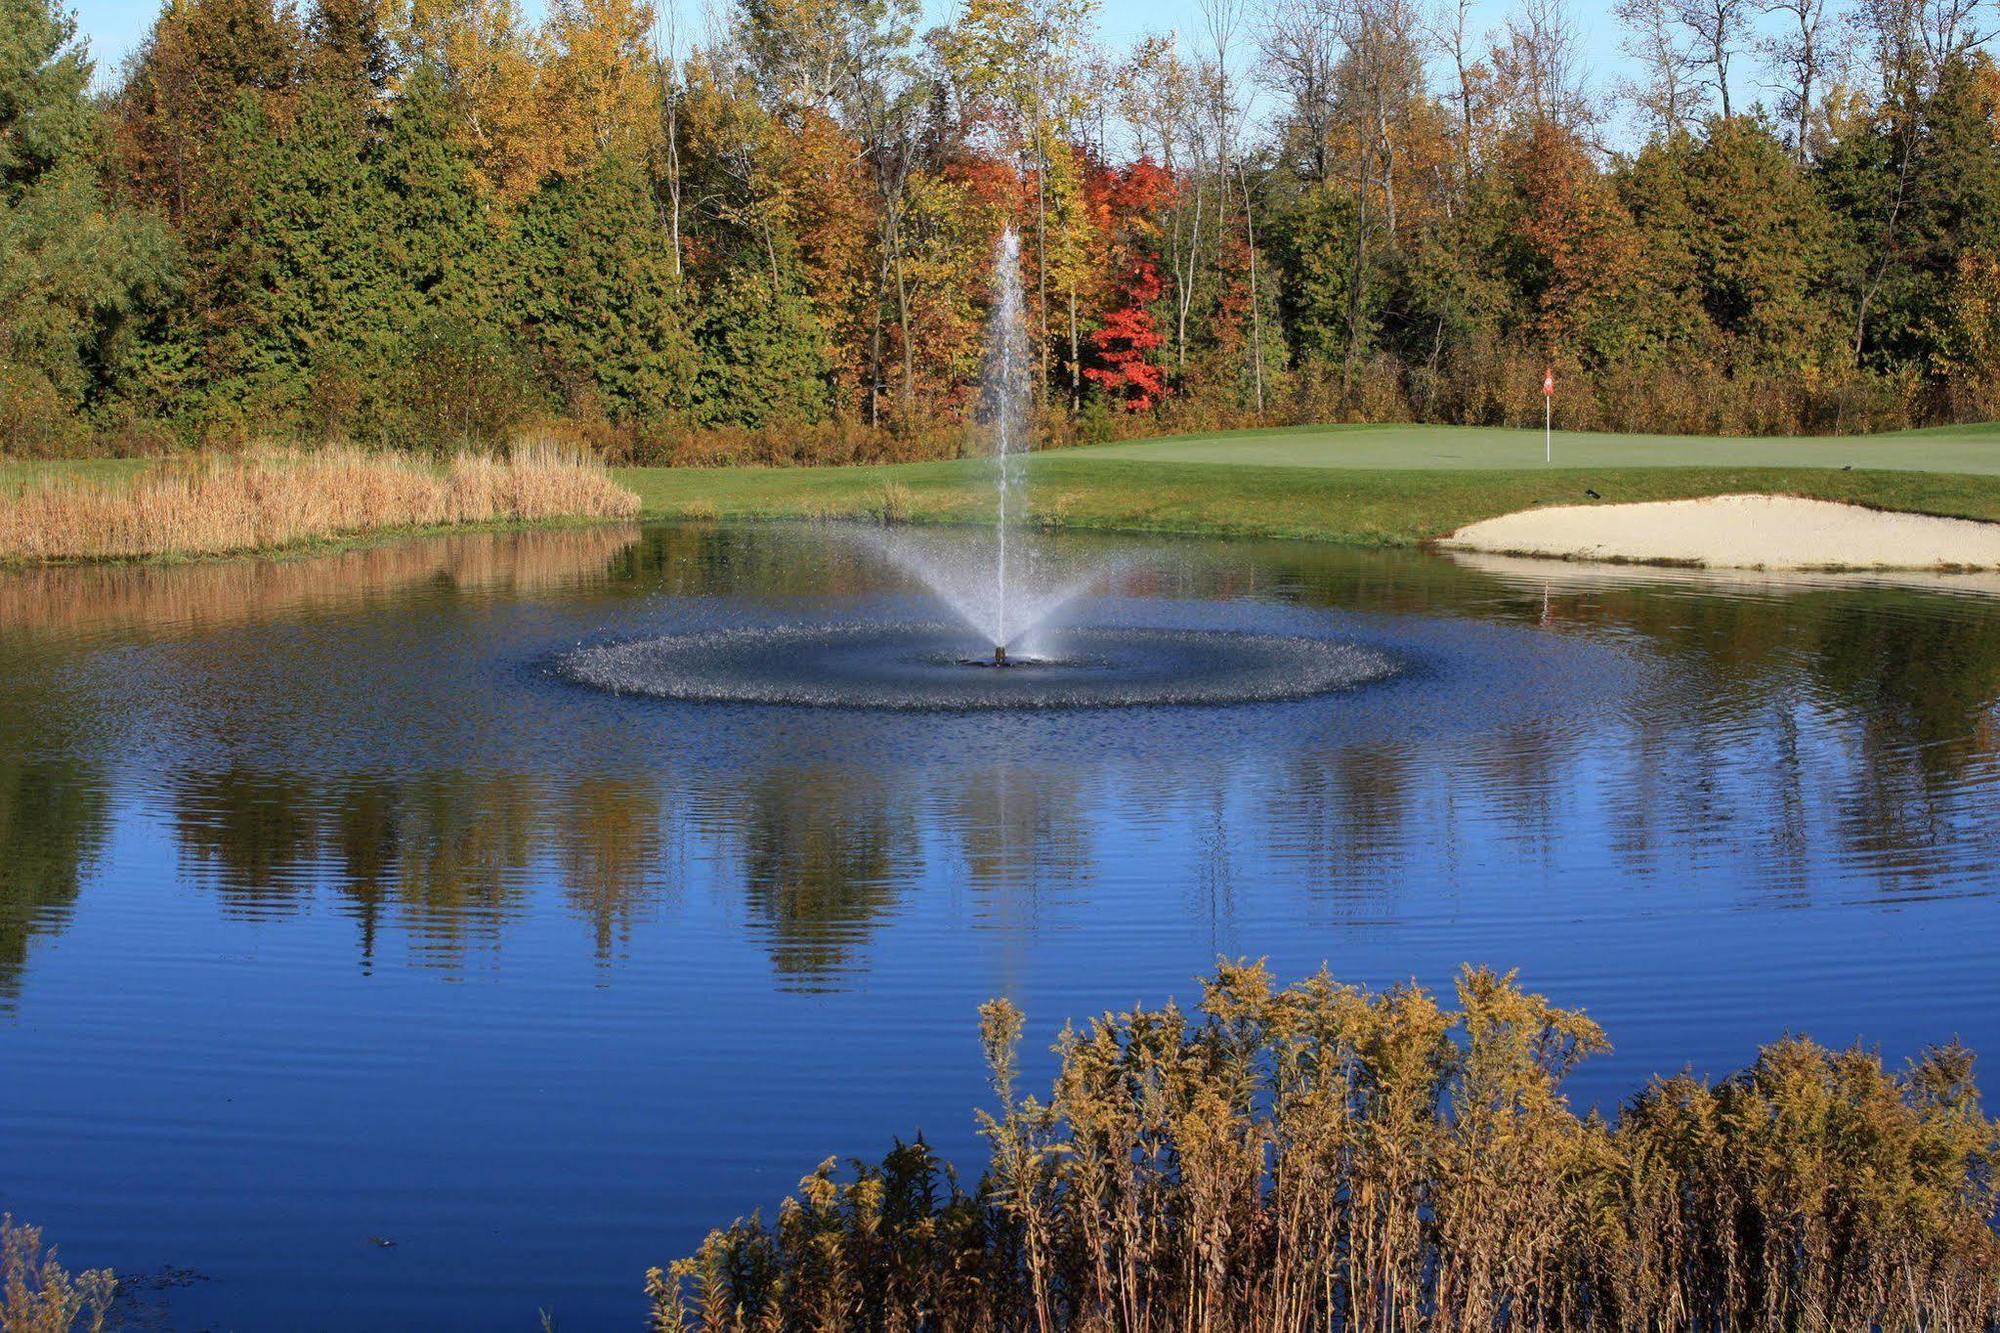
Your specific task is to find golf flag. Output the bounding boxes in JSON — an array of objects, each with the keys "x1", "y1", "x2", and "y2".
[{"x1": 1542, "y1": 367, "x2": 1553, "y2": 462}]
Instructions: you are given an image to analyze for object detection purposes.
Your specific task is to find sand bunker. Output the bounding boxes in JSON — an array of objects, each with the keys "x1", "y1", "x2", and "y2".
[{"x1": 1441, "y1": 494, "x2": 2000, "y2": 571}]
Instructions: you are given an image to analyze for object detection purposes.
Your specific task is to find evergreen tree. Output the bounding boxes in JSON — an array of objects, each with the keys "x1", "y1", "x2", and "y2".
[
  {"x1": 694, "y1": 266, "x2": 832, "y2": 428},
  {"x1": 504, "y1": 153, "x2": 696, "y2": 423},
  {"x1": 305, "y1": 0, "x2": 393, "y2": 111},
  {"x1": 368, "y1": 63, "x2": 522, "y2": 445},
  {"x1": 206, "y1": 87, "x2": 389, "y2": 430},
  {"x1": 1269, "y1": 187, "x2": 1374, "y2": 369},
  {"x1": 0, "y1": 0, "x2": 175, "y2": 449},
  {"x1": 114, "y1": 0, "x2": 305, "y2": 226},
  {"x1": 1685, "y1": 117, "x2": 1833, "y2": 363},
  {"x1": 1615, "y1": 135, "x2": 1711, "y2": 362},
  {"x1": 370, "y1": 63, "x2": 496, "y2": 329}
]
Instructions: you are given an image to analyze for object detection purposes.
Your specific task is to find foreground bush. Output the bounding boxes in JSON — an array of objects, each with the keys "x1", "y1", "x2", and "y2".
[
  {"x1": 0, "y1": 1216, "x2": 112, "y2": 1333},
  {"x1": 650, "y1": 963, "x2": 2000, "y2": 1332},
  {"x1": 0, "y1": 447, "x2": 640, "y2": 562}
]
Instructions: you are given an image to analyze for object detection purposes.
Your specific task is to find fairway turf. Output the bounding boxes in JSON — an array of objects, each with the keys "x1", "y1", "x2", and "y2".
[
  {"x1": 1070, "y1": 421, "x2": 2000, "y2": 474},
  {"x1": 616, "y1": 418, "x2": 2000, "y2": 546}
]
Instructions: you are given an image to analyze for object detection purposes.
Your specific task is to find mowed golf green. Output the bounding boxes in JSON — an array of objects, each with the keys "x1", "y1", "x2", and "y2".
[{"x1": 1075, "y1": 420, "x2": 2000, "y2": 473}]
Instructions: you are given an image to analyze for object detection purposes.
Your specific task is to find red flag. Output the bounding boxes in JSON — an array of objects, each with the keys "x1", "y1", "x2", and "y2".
[{"x1": 1542, "y1": 367, "x2": 1555, "y2": 397}]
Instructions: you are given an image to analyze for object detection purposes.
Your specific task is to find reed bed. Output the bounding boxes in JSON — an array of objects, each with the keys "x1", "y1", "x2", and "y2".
[
  {"x1": 0, "y1": 447, "x2": 639, "y2": 563},
  {"x1": 651, "y1": 963, "x2": 2000, "y2": 1332}
]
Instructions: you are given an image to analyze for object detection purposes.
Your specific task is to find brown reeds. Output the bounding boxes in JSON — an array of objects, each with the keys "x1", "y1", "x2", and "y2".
[
  {"x1": 0, "y1": 1216, "x2": 113, "y2": 1333},
  {"x1": 650, "y1": 962, "x2": 2000, "y2": 1332},
  {"x1": 0, "y1": 446, "x2": 640, "y2": 564}
]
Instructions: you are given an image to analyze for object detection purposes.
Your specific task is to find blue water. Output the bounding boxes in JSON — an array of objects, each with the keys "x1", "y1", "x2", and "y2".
[{"x1": 2, "y1": 523, "x2": 1997, "y2": 1328}]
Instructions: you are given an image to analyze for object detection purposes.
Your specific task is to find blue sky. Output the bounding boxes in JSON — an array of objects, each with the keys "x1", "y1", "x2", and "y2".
[{"x1": 73, "y1": 0, "x2": 1640, "y2": 90}]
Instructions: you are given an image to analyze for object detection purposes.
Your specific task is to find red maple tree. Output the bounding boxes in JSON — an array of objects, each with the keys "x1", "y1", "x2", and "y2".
[{"x1": 1084, "y1": 160, "x2": 1173, "y2": 412}]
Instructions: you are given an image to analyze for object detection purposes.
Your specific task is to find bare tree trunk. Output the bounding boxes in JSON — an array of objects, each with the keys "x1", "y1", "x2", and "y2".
[
  {"x1": 1342, "y1": 145, "x2": 1372, "y2": 397},
  {"x1": 1178, "y1": 185, "x2": 1204, "y2": 372},
  {"x1": 1033, "y1": 82, "x2": 1051, "y2": 409},
  {"x1": 1240, "y1": 163, "x2": 1264, "y2": 413},
  {"x1": 1853, "y1": 132, "x2": 1914, "y2": 363},
  {"x1": 869, "y1": 254, "x2": 887, "y2": 428},
  {"x1": 1068, "y1": 289, "x2": 1080, "y2": 412},
  {"x1": 893, "y1": 207, "x2": 914, "y2": 418}
]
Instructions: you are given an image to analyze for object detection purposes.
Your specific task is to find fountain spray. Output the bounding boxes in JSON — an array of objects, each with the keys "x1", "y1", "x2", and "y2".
[{"x1": 982, "y1": 227, "x2": 1031, "y2": 661}]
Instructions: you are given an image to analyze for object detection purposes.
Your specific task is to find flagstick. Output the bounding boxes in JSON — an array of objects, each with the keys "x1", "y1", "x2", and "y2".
[{"x1": 1542, "y1": 366, "x2": 1553, "y2": 463}]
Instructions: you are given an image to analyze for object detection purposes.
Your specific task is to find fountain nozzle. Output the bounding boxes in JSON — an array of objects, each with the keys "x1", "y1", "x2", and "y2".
[{"x1": 993, "y1": 644, "x2": 1008, "y2": 666}]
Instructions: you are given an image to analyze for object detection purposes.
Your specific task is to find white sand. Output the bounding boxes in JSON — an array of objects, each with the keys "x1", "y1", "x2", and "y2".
[{"x1": 1440, "y1": 494, "x2": 2000, "y2": 571}]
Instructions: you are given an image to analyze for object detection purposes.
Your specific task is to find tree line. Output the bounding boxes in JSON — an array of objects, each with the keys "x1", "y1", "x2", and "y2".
[{"x1": 2, "y1": 0, "x2": 1998, "y2": 461}]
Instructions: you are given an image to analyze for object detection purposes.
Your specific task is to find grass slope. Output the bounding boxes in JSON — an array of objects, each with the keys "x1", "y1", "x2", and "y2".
[
  {"x1": 11, "y1": 422, "x2": 2000, "y2": 553},
  {"x1": 620, "y1": 452, "x2": 2000, "y2": 546}
]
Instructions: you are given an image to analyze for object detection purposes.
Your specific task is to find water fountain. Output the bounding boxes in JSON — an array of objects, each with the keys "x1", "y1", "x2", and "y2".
[
  {"x1": 559, "y1": 229, "x2": 1398, "y2": 710},
  {"x1": 860, "y1": 227, "x2": 1091, "y2": 664}
]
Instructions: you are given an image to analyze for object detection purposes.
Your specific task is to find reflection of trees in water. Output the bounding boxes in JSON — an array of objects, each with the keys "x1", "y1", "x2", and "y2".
[
  {"x1": 173, "y1": 768, "x2": 325, "y2": 916},
  {"x1": 727, "y1": 768, "x2": 916, "y2": 990},
  {"x1": 1267, "y1": 745, "x2": 1418, "y2": 898},
  {"x1": 610, "y1": 524, "x2": 895, "y2": 603},
  {"x1": 0, "y1": 756, "x2": 108, "y2": 1007},
  {"x1": 718, "y1": 760, "x2": 1098, "y2": 990},
  {"x1": 1239, "y1": 545, "x2": 2000, "y2": 897},
  {"x1": 164, "y1": 768, "x2": 663, "y2": 974},
  {"x1": 556, "y1": 777, "x2": 668, "y2": 961},
  {"x1": 1575, "y1": 591, "x2": 2000, "y2": 896},
  {"x1": 942, "y1": 765, "x2": 1092, "y2": 898}
]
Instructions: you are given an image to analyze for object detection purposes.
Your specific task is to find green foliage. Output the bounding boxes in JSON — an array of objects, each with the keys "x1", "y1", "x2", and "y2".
[
  {"x1": 504, "y1": 154, "x2": 697, "y2": 424},
  {"x1": 1684, "y1": 117, "x2": 1836, "y2": 364},
  {"x1": 1268, "y1": 186, "x2": 1377, "y2": 368},
  {"x1": 190, "y1": 88, "x2": 389, "y2": 431},
  {"x1": 8, "y1": 0, "x2": 2000, "y2": 454},
  {"x1": 0, "y1": 0, "x2": 176, "y2": 453},
  {"x1": 653, "y1": 963, "x2": 2000, "y2": 1331},
  {"x1": 692, "y1": 266, "x2": 832, "y2": 429},
  {"x1": 0, "y1": 0, "x2": 93, "y2": 191}
]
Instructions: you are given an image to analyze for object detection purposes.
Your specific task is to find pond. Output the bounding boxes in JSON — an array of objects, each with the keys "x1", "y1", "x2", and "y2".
[{"x1": 3, "y1": 521, "x2": 1998, "y2": 1329}]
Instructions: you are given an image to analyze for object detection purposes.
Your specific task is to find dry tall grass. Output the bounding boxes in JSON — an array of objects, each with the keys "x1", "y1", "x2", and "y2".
[
  {"x1": 0, "y1": 1216, "x2": 113, "y2": 1333},
  {"x1": 0, "y1": 447, "x2": 639, "y2": 563},
  {"x1": 651, "y1": 962, "x2": 2000, "y2": 1332}
]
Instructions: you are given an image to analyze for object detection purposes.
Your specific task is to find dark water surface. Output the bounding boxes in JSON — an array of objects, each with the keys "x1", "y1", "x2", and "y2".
[{"x1": 4, "y1": 522, "x2": 1998, "y2": 1329}]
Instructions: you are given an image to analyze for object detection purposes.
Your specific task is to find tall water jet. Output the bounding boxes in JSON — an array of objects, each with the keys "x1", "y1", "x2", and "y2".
[
  {"x1": 842, "y1": 226, "x2": 1130, "y2": 660},
  {"x1": 982, "y1": 228, "x2": 1032, "y2": 657}
]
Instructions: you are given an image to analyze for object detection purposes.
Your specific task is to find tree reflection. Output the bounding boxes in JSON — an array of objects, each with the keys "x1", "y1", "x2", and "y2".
[
  {"x1": 730, "y1": 768, "x2": 915, "y2": 990},
  {"x1": 172, "y1": 767, "x2": 323, "y2": 916},
  {"x1": 555, "y1": 776, "x2": 667, "y2": 961},
  {"x1": 0, "y1": 757, "x2": 108, "y2": 1006}
]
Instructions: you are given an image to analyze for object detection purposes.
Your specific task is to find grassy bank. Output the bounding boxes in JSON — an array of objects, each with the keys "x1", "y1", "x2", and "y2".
[
  {"x1": 655, "y1": 962, "x2": 2000, "y2": 1333},
  {"x1": 10, "y1": 423, "x2": 2000, "y2": 559},
  {"x1": 621, "y1": 453, "x2": 2000, "y2": 547},
  {"x1": 0, "y1": 448, "x2": 636, "y2": 563}
]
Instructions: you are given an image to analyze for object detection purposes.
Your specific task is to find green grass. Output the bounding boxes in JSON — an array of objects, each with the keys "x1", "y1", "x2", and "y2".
[
  {"x1": 0, "y1": 457, "x2": 153, "y2": 491},
  {"x1": 12, "y1": 422, "x2": 2000, "y2": 551},
  {"x1": 1071, "y1": 420, "x2": 2000, "y2": 473},
  {"x1": 618, "y1": 424, "x2": 2000, "y2": 546}
]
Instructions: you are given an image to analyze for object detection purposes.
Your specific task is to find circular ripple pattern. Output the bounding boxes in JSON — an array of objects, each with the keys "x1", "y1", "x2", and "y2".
[{"x1": 561, "y1": 623, "x2": 1397, "y2": 710}]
